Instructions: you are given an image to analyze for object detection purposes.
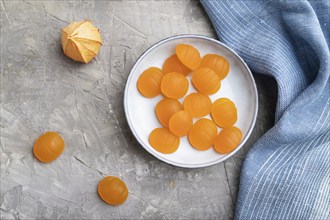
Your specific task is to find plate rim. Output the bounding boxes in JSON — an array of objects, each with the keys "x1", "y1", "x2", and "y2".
[{"x1": 123, "y1": 34, "x2": 258, "y2": 168}]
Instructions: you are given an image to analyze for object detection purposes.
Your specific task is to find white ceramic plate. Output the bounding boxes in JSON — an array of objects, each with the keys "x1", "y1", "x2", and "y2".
[{"x1": 124, "y1": 35, "x2": 258, "y2": 168}]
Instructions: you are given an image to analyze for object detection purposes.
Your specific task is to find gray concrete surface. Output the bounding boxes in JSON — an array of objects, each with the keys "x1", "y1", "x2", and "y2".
[{"x1": 0, "y1": 1, "x2": 277, "y2": 219}]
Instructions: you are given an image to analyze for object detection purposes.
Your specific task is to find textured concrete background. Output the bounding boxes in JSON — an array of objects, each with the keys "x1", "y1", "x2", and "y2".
[{"x1": 0, "y1": 1, "x2": 276, "y2": 219}]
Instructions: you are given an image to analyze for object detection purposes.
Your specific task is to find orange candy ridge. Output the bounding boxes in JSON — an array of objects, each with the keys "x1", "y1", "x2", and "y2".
[
  {"x1": 192, "y1": 67, "x2": 221, "y2": 95},
  {"x1": 183, "y1": 93, "x2": 212, "y2": 118},
  {"x1": 33, "y1": 131, "x2": 65, "y2": 163},
  {"x1": 163, "y1": 54, "x2": 191, "y2": 75},
  {"x1": 213, "y1": 126, "x2": 242, "y2": 154},
  {"x1": 176, "y1": 44, "x2": 201, "y2": 70},
  {"x1": 98, "y1": 176, "x2": 128, "y2": 206},
  {"x1": 169, "y1": 110, "x2": 193, "y2": 137},
  {"x1": 161, "y1": 72, "x2": 189, "y2": 99},
  {"x1": 201, "y1": 54, "x2": 230, "y2": 80},
  {"x1": 155, "y1": 98, "x2": 183, "y2": 127},
  {"x1": 208, "y1": 81, "x2": 221, "y2": 94},
  {"x1": 188, "y1": 118, "x2": 218, "y2": 151},
  {"x1": 137, "y1": 67, "x2": 163, "y2": 98},
  {"x1": 211, "y1": 98, "x2": 237, "y2": 128},
  {"x1": 149, "y1": 128, "x2": 180, "y2": 154}
]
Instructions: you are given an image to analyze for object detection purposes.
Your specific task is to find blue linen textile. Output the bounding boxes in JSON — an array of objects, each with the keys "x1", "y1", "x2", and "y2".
[{"x1": 201, "y1": 0, "x2": 330, "y2": 219}]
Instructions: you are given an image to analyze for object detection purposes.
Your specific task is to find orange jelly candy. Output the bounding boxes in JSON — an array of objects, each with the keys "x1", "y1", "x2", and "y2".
[
  {"x1": 176, "y1": 44, "x2": 201, "y2": 70},
  {"x1": 192, "y1": 67, "x2": 221, "y2": 95},
  {"x1": 98, "y1": 176, "x2": 128, "y2": 206},
  {"x1": 213, "y1": 126, "x2": 242, "y2": 154},
  {"x1": 188, "y1": 118, "x2": 217, "y2": 151},
  {"x1": 149, "y1": 128, "x2": 180, "y2": 154},
  {"x1": 183, "y1": 93, "x2": 212, "y2": 118},
  {"x1": 33, "y1": 131, "x2": 65, "y2": 163},
  {"x1": 155, "y1": 98, "x2": 183, "y2": 127},
  {"x1": 209, "y1": 81, "x2": 221, "y2": 94},
  {"x1": 137, "y1": 67, "x2": 163, "y2": 98},
  {"x1": 163, "y1": 54, "x2": 191, "y2": 75},
  {"x1": 161, "y1": 72, "x2": 189, "y2": 99},
  {"x1": 169, "y1": 110, "x2": 193, "y2": 137},
  {"x1": 211, "y1": 98, "x2": 237, "y2": 128},
  {"x1": 201, "y1": 54, "x2": 230, "y2": 80}
]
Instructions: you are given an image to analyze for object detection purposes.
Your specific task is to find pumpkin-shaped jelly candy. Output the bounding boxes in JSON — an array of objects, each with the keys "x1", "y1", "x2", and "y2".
[
  {"x1": 201, "y1": 54, "x2": 229, "y2": 80},
  {"x1": 33, "y1": 131, "x2": 65, "y2": 163},
  {"x1": 183, "y1": 93, "x2": 212, "y2": 118},
  {"x1": 161, "y1": 72, "x2": 189, "y2": 99},
  {"x1": 98, "y1": 176, "x2": 128, "y2": 206},
  {"x1": 137, "y1": 67, "x2": 163, "y2": 98},
  {"x1": 211, "y1": 98, "x2": 237, "y2": 128},
  {"x1": 155, "y1": 98, "x2": 183, "y2": 127},
  {"x1": 192, "y1": 67, "x2": 221, "y2": 95},
  {"x1": 163, "y1": 54, "x2": 191, "y2": 75},
  {"x1": 188, "y1": 118, "x2": 217, "y2": 151},
  {"x1": 213, "y1": 126, "x2": 242, "y2": 154},
  {"x1": 149, "y1": 128, "x2": 180, "y2": 154},
  {"x1": 169, "y1": 110, "x2": 193, "y2": 137},
  {"x1": 176, "y1": 44, "x2": 201, "y2": 70}
]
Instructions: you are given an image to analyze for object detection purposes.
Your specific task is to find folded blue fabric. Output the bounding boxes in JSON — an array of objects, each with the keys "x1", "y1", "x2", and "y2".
[{"x1": 201, "y1": 0, "x2": 330, "y2": 219}]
